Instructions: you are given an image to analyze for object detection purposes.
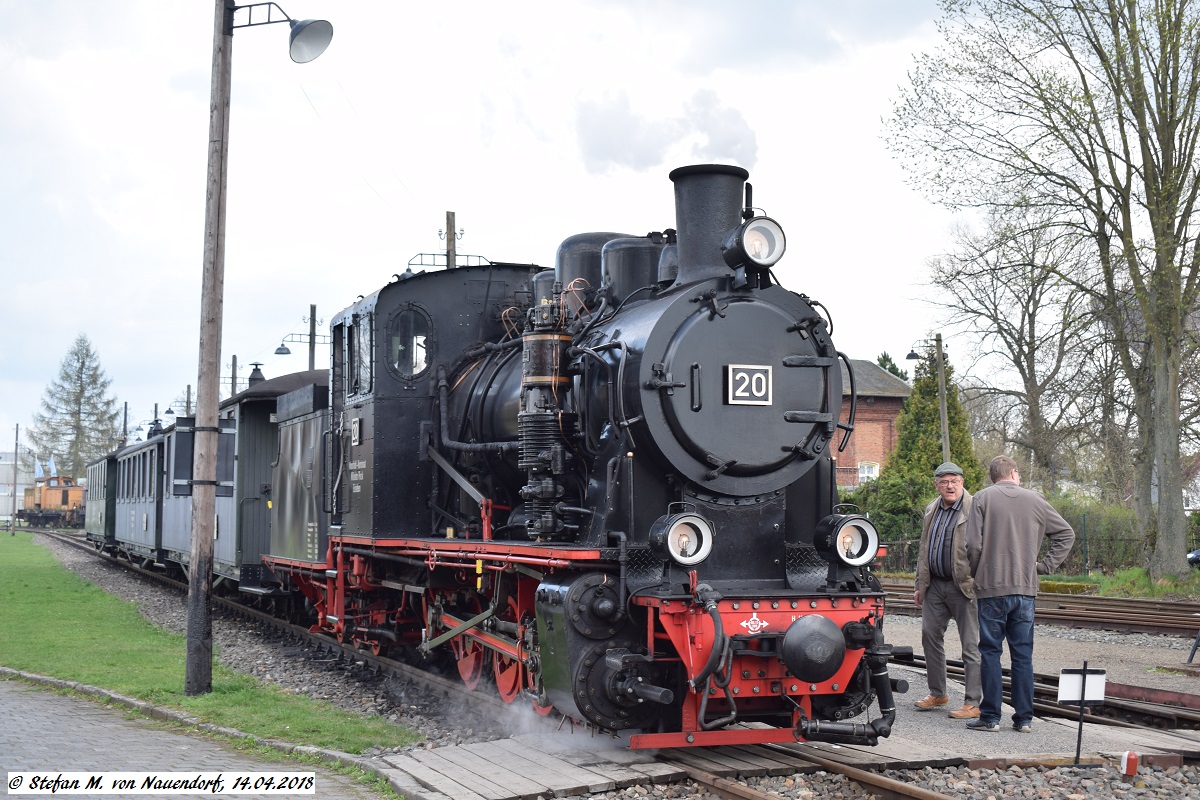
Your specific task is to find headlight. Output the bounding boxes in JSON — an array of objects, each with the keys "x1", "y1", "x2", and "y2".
[
  {"x1": 649, "y1": 512, "x2": 715, "y2": 566},
  {"x1": 813, "y1": 514, "x2": 879, "y2": 568},
  {"x1": 722, "y1": 216, "x2": 786, "y2": 269}
]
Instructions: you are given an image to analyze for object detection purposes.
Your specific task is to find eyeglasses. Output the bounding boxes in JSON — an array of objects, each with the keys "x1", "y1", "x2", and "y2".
[{"x1": 935, "y1": 477, "x2": 962, "y2": 486}]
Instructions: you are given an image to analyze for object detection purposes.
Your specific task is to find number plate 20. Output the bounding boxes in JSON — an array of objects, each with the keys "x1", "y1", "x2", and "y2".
[{"x1": 726, "y1": 364, "x2": 772, "y2": 406}]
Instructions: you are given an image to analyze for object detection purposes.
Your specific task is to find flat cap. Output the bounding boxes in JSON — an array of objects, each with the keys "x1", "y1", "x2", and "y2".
[{"x1": 934, "y1": 461, "x2": 963, "y2": 477}]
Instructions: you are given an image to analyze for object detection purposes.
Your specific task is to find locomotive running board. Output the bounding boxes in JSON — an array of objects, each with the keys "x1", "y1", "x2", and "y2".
[{"x1": 630, "y1": 726, "x2": 802, "y2": 749}]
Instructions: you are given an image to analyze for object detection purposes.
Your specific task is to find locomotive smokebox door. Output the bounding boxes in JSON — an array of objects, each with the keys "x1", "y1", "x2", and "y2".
[{"x1": 639, "y1": 286, "x2": 840, "y2": 497}]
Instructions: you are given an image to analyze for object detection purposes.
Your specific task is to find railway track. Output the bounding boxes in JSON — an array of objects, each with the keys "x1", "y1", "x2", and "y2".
[
  {"x1": 881, "y1": 580, "x2": 1200, "y2": 638},
  {"x1": 891, "y1": 650, "x2": 1200, "y2": 731}
]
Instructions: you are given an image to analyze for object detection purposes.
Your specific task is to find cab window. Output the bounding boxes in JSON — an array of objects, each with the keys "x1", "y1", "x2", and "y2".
[
  {"x1": 345, "y1": 313, "x2": 373, "y2": 398},
  {"x1": 388, "y1": 306, "x2": 432, "y2": 380}
]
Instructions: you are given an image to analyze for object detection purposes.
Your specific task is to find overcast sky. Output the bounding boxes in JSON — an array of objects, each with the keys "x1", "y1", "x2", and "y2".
[{"x1": 1, "y1": 0, "x2": 956, "y2": 453}]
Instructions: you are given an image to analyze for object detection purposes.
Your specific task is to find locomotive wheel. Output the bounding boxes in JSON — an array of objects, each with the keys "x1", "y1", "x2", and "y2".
[
  {"x1": 527, "y1": 658, "x2": 553, "y2": 716},
  {"x1": 426, "y1": 589, "x2": 490, "y2": 690},
  {"x1": 493, "y1": 596, "x2": 523, "y2": 703},
  {"x1": 453, "y1": 636, "x2": 489, "y2": 690}
]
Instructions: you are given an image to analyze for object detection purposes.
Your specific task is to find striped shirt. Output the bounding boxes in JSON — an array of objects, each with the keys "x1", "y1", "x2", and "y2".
[{"x1": 927, "y1": 495, "x2": 963, "y2": 579}]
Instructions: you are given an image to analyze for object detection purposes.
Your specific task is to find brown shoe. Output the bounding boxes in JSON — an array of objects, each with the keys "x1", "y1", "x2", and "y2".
[
  {"x1": 914, "y1": 695, "x2": 949, "y2": 710},
  {"x1": 948, "y1": 704, "x2": 980, "y2": 719}
]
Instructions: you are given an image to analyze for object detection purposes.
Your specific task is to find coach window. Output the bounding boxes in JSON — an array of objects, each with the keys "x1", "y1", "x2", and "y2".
[{"x1": 388, "y1": 306, "x2": 432, "y2": 380}]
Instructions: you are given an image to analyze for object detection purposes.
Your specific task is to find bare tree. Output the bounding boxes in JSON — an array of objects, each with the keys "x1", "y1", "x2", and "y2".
[
  {"x1": 1074, "y1": 331, "x2": 1139, "y2": 501},
  {"x1": 889, "y1": 0, "x2": 1200, "y2": 579},
  {"x1": 930, "y1": 211, "x2": 1096, "y2": 491}
]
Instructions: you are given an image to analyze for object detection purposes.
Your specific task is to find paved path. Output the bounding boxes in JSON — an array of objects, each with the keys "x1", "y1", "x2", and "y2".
[{"x1": 0, "y1": 679, "x2": 386, "y2": 799}]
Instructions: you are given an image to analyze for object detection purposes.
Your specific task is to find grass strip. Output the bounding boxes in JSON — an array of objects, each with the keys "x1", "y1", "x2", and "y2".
[{"x1": 0, "y1": 531, "x2": 420, "y2": 755}]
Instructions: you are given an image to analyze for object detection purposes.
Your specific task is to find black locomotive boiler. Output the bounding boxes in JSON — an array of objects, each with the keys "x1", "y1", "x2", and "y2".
[{"x1": 258, "y1": 164, "x2": 902, "y2": 748}]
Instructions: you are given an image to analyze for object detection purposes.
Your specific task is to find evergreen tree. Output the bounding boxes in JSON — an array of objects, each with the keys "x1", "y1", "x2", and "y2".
[
  {"x1": 26, "y1": 335, "x2": 121, "y2": 480},
  {"x1": 876, "y1": 352, "x2": 909, "y2": 382},
  {"x1": 845, "y1": 352, "x2": 980, "y2": 537}
]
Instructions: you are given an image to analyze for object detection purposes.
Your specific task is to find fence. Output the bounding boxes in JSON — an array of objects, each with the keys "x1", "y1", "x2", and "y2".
[
  {"x1": 876, "y1": 533, "x2": 1148, "y2": 577},
  {"x1": 874, "y1": 501, "x2": 1173, "y2": 577}
]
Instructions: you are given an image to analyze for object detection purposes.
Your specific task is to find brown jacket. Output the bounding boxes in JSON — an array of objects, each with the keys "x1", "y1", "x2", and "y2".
[
  {"x1": 966, "y1": 480, "x2": 1074, "y2": 599},
  {"x1": 915, "y1": 489, "x2": 975, "y2": 603}
]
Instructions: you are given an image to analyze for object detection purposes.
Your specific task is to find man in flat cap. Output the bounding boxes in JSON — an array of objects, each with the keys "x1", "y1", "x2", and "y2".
[{"x1": 913, "y1": 461, "x2": 981, "y2": 720}]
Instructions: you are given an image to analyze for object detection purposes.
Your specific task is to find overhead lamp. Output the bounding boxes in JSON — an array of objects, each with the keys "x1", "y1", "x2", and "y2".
[
  {"x1": 288, "y1": 18, "x2": 333, "y2": 63},
  {"x1": 275, "y1": 343, "x2": 291, "y2": 355}
]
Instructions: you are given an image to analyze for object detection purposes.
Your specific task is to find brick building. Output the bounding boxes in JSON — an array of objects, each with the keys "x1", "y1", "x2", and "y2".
[{"x1": 835, "y1": 360, "x2": 910, "y2": 490}]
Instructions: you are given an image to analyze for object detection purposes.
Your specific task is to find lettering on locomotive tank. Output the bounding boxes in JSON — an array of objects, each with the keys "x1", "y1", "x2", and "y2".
[{"x1": 726, "y1": 364, "x2": 773, "y2": 405}]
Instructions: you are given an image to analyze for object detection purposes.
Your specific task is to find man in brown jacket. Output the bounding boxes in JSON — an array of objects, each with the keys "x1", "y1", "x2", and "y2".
[
  {"x1": 965, "y1": 455, "x2": 1074, "y2": 733},
  {"x1": 913, "y1": 462, "x2": 981, "y2": 719}
]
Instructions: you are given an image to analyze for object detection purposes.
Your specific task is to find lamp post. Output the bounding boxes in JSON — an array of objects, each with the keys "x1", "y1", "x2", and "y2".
[
  {"x1": 10, "y1": 425, "x2": 17, "y2": 535},
  {"x1": 188, "y1": 0, "x2": 331, "y2": 697},
  {"x1": 274, "y1": 304, "x2": 331, "y2": 371},
  {"x1": 907, "y1": 332, "x2": 951, "y2": 465}
]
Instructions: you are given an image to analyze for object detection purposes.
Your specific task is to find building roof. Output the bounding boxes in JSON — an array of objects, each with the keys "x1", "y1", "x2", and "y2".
[
  {"x1": 222, "y1": 369, "x2": 329, "y2": 407},
  {"x1": 841, "y1": 359, "x2": 911, "y2": 398}
]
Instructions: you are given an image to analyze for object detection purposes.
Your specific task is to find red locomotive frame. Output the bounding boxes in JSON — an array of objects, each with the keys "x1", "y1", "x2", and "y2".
[{"x1": 264, "y1": 534, "x2": 888, "y2": 749}]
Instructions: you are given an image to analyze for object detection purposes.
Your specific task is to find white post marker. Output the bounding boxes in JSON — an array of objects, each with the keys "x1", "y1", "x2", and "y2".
[{"x1": 1057, "y1": 661, "x2": 1106, "y2": 766}]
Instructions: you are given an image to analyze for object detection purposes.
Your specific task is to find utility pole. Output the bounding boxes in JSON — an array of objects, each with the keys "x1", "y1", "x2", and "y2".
[
  {"x1": 308, "y1": 303, "x2": 317, "y2": 371},
  {"x1": 446, "y1": 210, "x2": 457, "y2": 270},
  {"x1": 935, "y1": 333, "x2": 951, "y2": 464},
  {"x1": 230, "y1": 354, "x2": 238, "y2": 397},
  {"x1": 186, "y1": 0, "x2": 331, "y2": 698},
  {"x1": 187, "y1": 0, "x2": 232, "y2": 697}
]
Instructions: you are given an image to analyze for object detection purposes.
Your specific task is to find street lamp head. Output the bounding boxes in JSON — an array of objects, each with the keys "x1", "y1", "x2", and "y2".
[
  {"x1": 288, "y1": 18, "x2": 333, "y2": 63},
  {"x1": 275, "y1": 343, "x2": 291, "y2": 355},
  {"x1": 905, "y1": 349, "x2": 920, "y2": 361}
]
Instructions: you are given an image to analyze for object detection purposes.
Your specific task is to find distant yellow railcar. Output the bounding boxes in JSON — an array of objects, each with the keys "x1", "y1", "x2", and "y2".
[{"x1": 19, "y1": 476, "x2": 86, "y2": 528}]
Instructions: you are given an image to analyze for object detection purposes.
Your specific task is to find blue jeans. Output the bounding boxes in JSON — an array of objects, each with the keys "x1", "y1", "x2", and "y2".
[{"x1": 977, "y1": 595, "x2": 1035, "y2": 726}]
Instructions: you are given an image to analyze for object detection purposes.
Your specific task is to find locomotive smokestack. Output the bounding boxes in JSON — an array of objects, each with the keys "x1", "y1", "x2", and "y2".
[{"x1": 669, "y1": 164, "x2": 749, "y2": 286}]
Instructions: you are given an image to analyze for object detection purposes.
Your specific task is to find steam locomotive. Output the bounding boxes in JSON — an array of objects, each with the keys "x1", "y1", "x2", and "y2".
[{"x1": 89, "y1": 164, "x2": 903, "y2": 749}]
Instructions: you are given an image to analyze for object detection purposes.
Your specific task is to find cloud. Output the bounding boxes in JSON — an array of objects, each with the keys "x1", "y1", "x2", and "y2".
[
  {"x1": 576, "y1": 90, "x2": 756, "y2": 174},
  {"x1": 576, "y1": 93, "x2": 682, "y2": 173},
  {"x1": 596, "y1": 0, "x2": 941, "y2": 72},
  {"x1": 683, "y1": 90, "x2": 757, "y2": 167}
]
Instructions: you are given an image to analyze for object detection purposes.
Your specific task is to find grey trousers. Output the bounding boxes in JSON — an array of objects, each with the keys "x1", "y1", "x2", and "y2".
[{"x1": 920, "y1": 577, "x2": 982, "y2": 706}]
